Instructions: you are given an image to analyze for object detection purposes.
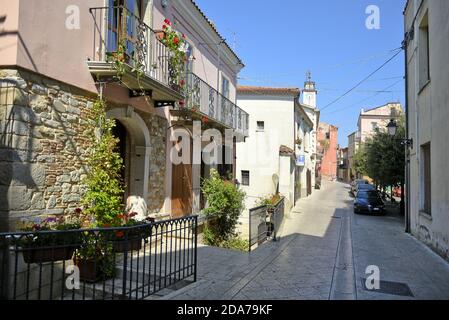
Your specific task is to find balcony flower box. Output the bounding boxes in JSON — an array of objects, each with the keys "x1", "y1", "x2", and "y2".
[
  {"x1": 108, "y1": 214, "x2": 154, "y2": 254},
  {"x1": 112, "y1": 238, "x2": 142, "y2": 253},
  {"x1": 18, "y1": 215, "x2": 82, "y2": 264},
  {"x1": 22, "y1": 246, "x2": 77, "y2": 264}
]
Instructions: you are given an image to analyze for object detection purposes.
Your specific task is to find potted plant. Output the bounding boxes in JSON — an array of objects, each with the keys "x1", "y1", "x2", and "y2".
[
  {"x1": 18, "y1": 214, "x2": 82, "y2": 264},
  {"x1": 108, "y1": 212, "x2": 146, "y2": 253},
  {"x1": 256, "y1": 194, "x2": 282, "y2": 214},
  {"x1": 159, "y1": 19, "x2": 188, "y2": 88},
  {"x1": 74, "y1": 233, "x2": 115, "y2": 283}
]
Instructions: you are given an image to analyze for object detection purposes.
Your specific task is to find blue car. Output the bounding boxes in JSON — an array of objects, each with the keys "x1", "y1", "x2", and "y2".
[{"x1": 354, "y1": 190, "x2": 385, "y2": 214}]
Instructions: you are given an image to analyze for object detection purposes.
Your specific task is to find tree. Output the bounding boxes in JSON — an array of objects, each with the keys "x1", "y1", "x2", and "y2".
[
  {"x1": 201, "y1": 169, "x2": 245, "y2": 246},
  {"x1": 354, "y1": 116, "x2": 406, "y2": 213},
  {"x1": 364, "y1": 118, "x2": 405, "y2": 190},
  {"x1": 353, "y1": 145, "x2": 368, "y2": 178}
]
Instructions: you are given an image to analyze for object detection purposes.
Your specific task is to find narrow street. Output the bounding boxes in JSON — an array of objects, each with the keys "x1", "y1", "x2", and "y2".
[{"x1": 161, "y1": 181, "x2": 449, "y2": 300}]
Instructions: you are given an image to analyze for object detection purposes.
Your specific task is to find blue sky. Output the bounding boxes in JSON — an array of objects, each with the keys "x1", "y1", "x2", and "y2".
[{"x1": 195, "y1": 0, "x2": 407, "y2": 147}]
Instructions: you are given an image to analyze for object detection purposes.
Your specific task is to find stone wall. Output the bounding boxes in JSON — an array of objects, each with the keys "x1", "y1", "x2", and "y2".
[
  {"x1": 0, "y1": 68, "x2": 169, "y2": 231},
  {"x1": 140, "y1": 112, "x2": 167, "y2": 214},
  {"x1": 0, "y1": 68, "x2": 96, "y2": 231}
]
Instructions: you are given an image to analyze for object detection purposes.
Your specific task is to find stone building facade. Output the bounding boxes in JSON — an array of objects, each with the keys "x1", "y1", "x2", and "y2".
[
  {"x1": 1, "y1": 69, "x2": 93, "y2": 231},
  {"x1": 0, "y1": 68, "x2": 168, "y2": 231}
]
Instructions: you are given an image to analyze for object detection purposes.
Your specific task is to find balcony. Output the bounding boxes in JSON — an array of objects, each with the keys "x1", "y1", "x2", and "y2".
[
  {"x1": 87, "y1": 6, "x2": 183, "y2": 103},
  {"x1": 172, "y1": 72, "x2": 249, "y2": 138}
]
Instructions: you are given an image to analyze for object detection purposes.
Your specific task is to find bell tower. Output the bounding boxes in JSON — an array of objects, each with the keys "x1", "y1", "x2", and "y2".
[{"x1": 303, "y1": 71, "x2": 317, "y2": 108}]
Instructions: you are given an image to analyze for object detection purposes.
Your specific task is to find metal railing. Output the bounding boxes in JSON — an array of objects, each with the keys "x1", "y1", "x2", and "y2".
[
  {"x1": 0, "y1": 216, "x2": 197, "y2": 300},
  {"x1": 181, "y1": 72, "x2": 249, "y2": 136},
  {"x1": 248, "y1": 198, "x2": 285, "y2": 252},
  {"x1": 89, "y1": 6, "x2": 180, "y2": 91}
]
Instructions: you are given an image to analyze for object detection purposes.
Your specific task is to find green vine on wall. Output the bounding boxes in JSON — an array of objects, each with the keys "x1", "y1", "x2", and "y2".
[{"x1": 81, "y1": 98, "x2": 125, "y2": 226}]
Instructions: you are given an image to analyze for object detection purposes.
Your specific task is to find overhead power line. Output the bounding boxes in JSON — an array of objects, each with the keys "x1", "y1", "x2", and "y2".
[
  {"x1": 320, "y1": 49, "x2": 403, "y2": 112},
  {"x1": 323, "y1": 78, "x2": 404, "y2": 116}
]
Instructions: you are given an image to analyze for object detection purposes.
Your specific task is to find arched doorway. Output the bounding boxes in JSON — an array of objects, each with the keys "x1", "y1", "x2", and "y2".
[
  {"x1": 106, "y1": 107, "x2": 151, "y2": 204},
  {"x1": 112, "y1": 120, "x2": 129, "y2": 200}
]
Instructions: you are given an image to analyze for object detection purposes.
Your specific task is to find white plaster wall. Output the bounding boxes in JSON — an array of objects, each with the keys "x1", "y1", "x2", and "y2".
[
  {"x1": 406, "y1": 0, "x2": 449, "y2": 260},
  {"x1": 235, "y1": 95, "x2": 295, "y2": 210}
]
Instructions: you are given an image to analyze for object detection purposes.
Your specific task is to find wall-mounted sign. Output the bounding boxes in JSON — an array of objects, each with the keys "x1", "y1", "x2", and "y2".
[{"x1": 296, "y1": 155, "x2": 305, "y2": 167}]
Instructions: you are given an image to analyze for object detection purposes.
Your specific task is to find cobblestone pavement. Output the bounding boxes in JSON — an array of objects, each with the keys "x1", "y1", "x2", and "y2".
[{"x1": 161, "y1": 181, "x2": 449, "y2": 300}]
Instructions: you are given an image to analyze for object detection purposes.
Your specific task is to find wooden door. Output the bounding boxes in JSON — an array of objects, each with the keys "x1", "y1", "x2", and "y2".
[
  {"x1": 307, "y1": 170, "x2": 312, "y2": 196},
  {"x1": 171, "y1": 138, "x2": 193, "y2": 218}
]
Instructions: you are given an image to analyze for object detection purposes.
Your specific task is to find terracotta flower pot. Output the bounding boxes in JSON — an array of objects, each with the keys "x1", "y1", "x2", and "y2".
[
  {"x1": 155, "y1": 30, "x2": 165, "y2": 41},
  {"x1": 74, "y1": 258, "x2": 104, "y2": 283}
]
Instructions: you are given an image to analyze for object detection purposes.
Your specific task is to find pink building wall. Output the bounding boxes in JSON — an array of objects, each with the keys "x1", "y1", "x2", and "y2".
[{"x1": 317, "y1": 122, "x2": 338, "y2": 179}]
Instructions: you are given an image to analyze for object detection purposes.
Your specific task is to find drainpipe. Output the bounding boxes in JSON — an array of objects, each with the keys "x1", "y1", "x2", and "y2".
[{"x1": 403, "y1": 31, "x2": 411, "y2": 234}]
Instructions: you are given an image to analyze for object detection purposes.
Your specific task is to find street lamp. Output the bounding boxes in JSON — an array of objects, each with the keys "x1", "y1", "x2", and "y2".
[{"x1": 386, "y1": 119, "x2": 413, "y2": 147}]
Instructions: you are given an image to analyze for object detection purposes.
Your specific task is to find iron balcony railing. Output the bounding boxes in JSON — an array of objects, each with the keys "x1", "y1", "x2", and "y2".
[
  {"x1": 89, "y1": 6, "x2": 180, "y2": 92},
  {"x1": 181, "y1": 72, "x2": 249, "y2": 137},
  {"x1": 248, "y1": 197, "x2": 285, "y2": 252},
  {"x1": 0, "y1": 216, "x2": 197, "y2": 300}
]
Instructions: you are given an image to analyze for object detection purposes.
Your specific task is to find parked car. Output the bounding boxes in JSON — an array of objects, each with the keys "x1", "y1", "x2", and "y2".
[
  {"x1": 393, "y1": 186, "x2": 402, "y2": 198},
  {"x1": 354, "y1": 183, "x2": 376, "y2": 197},
  {"x1": 350, "y1": 179, "x2": 368, "y2": 195},
  {"x1": 354, "y1": 190, "x2": 385, "y2": 214}
]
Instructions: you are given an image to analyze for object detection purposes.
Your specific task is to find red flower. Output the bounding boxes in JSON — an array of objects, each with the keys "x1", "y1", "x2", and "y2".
[
  {"x1": 179, "y1": 79, "x2": 185, "y2": 86},
  {"x1": 173, "y1": 37, "x2": 179, "y2": 45},
  {"x1": 182, "y1": 34, "x2": 186, "y2": 39},
  {"x1": 115, "y1": 231, "x2": 125, "y2": 238},
  {"x1": 202, "y1": 116, "x2": 209, "y2": 124},
  {"x1": 117, "y1": 214, "x2": 125, "y2": 220},
  {"x1": 162, "y1": 24, "x2": 167, "y2": 29},
  {"x1": 164, "y1": 19, "x2": 171, "y2": 26}
]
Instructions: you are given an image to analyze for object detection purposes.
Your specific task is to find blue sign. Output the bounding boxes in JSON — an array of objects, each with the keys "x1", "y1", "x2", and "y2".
[{"x1": 296, "y1": 155, "x2": 305, "y2": 167}]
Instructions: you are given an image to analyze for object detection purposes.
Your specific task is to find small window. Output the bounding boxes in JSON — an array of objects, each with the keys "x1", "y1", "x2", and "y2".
[
  {"x1": 241, "y1": 171, "x2": 250, "y2": 186},
  {"x1": 421, "y1": 143, "x2": 431, "y2": 215},
  {"x1": 257, "y1": 121, "x2": 265, "y2": 131},
  {"x1": 325, "y1": 132, "x2": 330, "y2": 139},
  {"x1": 371, "y1": 122, "x2": 378, "y2": 131},
  {"x1": 419, "y1": 12, "x2": 430, "y2": 90},
  {"x1": 221, "y1": 76, "x2": 230, "y2": 99}
]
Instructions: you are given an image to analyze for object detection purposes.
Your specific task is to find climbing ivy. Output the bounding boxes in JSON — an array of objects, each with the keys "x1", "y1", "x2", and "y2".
[{"x1": 81, "y1": 98, "x2": 124, "y2": 226}]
